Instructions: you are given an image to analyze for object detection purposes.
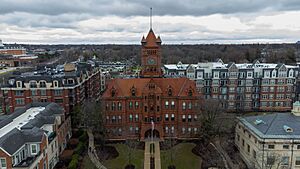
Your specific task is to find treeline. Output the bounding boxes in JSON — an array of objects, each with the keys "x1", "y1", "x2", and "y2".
[{"x1": 23, "y1": 43, "x2": 300, "y2": 65}]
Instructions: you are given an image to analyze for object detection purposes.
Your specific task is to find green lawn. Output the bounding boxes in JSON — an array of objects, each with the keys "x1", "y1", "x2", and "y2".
[
  {"x1": 161, "y1": 143, "x2": 202, "y2": 169},
  {"x1": 103, "y1": 143, "x2": 144, "y2": 169},
  {"x1": 82, "y1": 155, "x2": 97, "y2": 169}
]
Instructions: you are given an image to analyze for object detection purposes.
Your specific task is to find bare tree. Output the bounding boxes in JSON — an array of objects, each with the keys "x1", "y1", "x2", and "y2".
[{"x1": 197, "y1": 98, "x2": 225, "y2": 141}]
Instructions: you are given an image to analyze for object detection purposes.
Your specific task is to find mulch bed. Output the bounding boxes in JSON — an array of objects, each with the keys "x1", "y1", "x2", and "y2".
[{"x1": 96, "y1": 145, "x2": 119, "y2": 161}]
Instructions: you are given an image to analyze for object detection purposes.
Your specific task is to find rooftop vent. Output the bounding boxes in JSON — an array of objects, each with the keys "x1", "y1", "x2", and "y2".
[
  {"x1": 254, "y1": 119, "x2": 265, "y2": 125},
  {"x1": 283, "y1": 125, "x2": 293, "y2": 133}
]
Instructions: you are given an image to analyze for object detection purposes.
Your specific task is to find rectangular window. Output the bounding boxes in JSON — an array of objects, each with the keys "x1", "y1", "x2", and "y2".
[
  {"x1": 40, "y1": 89, "x2": 47, "y2": 96},
  {"x1": 282, "y1": 156, "x2": 289, "y2": 166},
  {"x1": 283, "y1": 145, "x2": 289, "y2": 149},
  {"x1": 171, "y1": 114, "x2": 175, "y2": 121},
  {"x1": 31, "y1": 89, "x2": 37, "y2": 96},
  {"x1": 54, "y1": 89, "x2": 62, "y2": 96},
  {"x1": 253, "y1": 150, "x2": 256, "y2": 159},
  {"x1": 296, "y1": 157, "x2": 300, "y2": 165},
  {"x1": 0, "y1": 158, "x2": 7, "y2": 169},
  {"x1": 268, "y1": 145, "x2": 275, "y2": 149},
  {"x1": 31, "y1": 144, "x2": 37, "y2": 155},
  {"x1": 15, "y1": 90, "x2": 24, "y2": 96},
  {"x1": 165, "y1": 114, "x2": 169, "y2": 121},
  {"x1": 16, "y1": 98, "x2": 25, "y2": 105}
]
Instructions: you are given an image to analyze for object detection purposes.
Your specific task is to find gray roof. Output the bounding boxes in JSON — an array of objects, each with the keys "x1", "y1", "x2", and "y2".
[
  {"x1": 0, "y1": 102, "x2": 63, "y2": 155},
  {"x1": 239, "y1": 113, "x2": 300, "y2": 139},
  {"x1": 0, "y1": 127, "x2": 44, "y2": 155}
]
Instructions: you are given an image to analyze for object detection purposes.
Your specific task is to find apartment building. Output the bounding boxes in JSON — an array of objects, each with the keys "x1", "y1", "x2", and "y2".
[
  {"x1": 0, "y1": 102, "x2": 71, "y2": 169},
  {"x1": 235, "y1": 101, "x2": 300, "y2": 169},
  {"x1": 164, "y1": 60, "x2": 299, "y2": 112},
  {"x1": 0, "y1": 61, "x2": 103, "y2": 115}
]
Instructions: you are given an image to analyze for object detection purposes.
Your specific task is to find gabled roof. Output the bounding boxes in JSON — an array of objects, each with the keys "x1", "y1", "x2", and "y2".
[
  {"x1": 102, "y1": 77, "x2": 198, "y2": 98},
  {"x1": 0, "y1": 127, "x2": 44, "y2": 155}
]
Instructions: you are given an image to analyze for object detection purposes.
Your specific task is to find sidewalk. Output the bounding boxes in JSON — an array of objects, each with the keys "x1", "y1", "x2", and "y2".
[
  {"x1": 144, "y1": 141, "x2": 161, "y2": 169},
  {"x1": 87, "y1": 130, "x2": 107, "y2": 169}
]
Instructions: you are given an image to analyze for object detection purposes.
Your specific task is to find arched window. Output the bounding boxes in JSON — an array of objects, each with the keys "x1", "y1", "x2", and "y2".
[
  {"x1": 111, "y1": 88, "x2": 116, "y2": 97},
  {"x1": 165, "y1": 101, "x2": 169, "y2": 109},
  {"x1": 118, "y1": 102, "x2": 122, "y2": 110},
  {"x1": 168, "y1": 88, "x2": 172, "y2": 96},
  {"x1": 188, "y1": 89, "x2": 193, "y2": 96},
  {"x1": 182, "y1": 102, "x2": 186, "y2": 110},
  {"x1": 188, "y1": 102, "x2": 192, "y2": 110}
]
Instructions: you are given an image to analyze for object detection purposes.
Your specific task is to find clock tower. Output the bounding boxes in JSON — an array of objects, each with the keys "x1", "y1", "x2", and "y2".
[{"x1": 140, "y1": 28, "x2": 163, "y2": 78}]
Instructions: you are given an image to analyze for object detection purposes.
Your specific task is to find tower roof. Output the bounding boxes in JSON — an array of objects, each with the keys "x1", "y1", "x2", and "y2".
[{"x1": 142, "y1": 29, "x2": 160, "y2": 47}]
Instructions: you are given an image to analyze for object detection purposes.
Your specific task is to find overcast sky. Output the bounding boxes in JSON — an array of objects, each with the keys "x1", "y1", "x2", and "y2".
[{"x1": 0, "y1": 0, "x2": 300, "y2": 44}]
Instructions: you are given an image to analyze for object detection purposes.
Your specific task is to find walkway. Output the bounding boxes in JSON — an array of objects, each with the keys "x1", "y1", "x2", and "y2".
[
  {"x1": 87, "y1": 130, "x2": 107, "y2": 169},
  {"x1": 144, "y1": 141, "x2": 161, "y2": 169}
]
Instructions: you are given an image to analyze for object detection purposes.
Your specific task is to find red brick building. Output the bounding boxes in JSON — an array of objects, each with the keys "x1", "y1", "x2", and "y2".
[
  {"x1": 0, "y1": 62, "x2": 102, "y2": 115},
  {"x1": 102, "y1": 29, "x2": 201, "y2": 140}
]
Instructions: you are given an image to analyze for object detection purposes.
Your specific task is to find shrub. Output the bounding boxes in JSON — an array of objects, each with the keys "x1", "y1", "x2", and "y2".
[
  {"x1": 79, "y1": 131, "x2": 88, "y2": 143},
  {"x1": 74, "y1": 141, "x2": 85, "y2": 155},
  {"x1": 68, "y1": 154, "x2": 79, "y2": 169}
]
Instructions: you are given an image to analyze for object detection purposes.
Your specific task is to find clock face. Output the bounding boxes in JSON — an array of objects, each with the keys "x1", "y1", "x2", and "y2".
[{"x1": 147, "y1": 58, "x2": 156, "y2": 65}]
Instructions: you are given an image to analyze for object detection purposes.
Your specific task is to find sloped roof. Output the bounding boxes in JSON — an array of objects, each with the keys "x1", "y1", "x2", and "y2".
[
  {"x1": 143, "y1": 29, "x2": 160, "y2": 47},
  {"x1": 239, "y1": 113, "x2": 300, "y2": 139},
  {"x1": 0, "y1": 127, "x2": 44, "y2": 155},
  {"x1": 102, "y1": 77, "x2": 198, "y2": 98}
]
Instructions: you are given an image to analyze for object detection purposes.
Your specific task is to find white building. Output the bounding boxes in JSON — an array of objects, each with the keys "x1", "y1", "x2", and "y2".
[{"x1": 236, "y1": 101, "x2": 300, "y2": 169}]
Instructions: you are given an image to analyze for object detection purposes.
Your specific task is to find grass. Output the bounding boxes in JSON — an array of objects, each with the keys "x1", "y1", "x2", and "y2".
[
  {"x1": 82, "y1": 155, "x2": 97, "y2": 169},
  {"x1": 161, "y1": 143, "x2": 202, "y2": 169},
  {"x1": 103, "y1": 143, "x2": 144, "y2": 169}
]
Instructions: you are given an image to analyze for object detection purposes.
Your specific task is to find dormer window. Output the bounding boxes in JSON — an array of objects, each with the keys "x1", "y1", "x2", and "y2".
[
  {"x1": 168, "y1": 88, "x2": 172, "y2": 96},
  {"x1": 111, "y1": 88, "x2": 116, "y2": 97},
  {"x1": 53, "y1": 81, "x2": 59, "y2": 88},
  {"x1": 188, "y1": 89, "x2": 193, "y2": 96},
  {"x1": 40, "y1": 81, "x2": 46, "y2": 88},
  {"x1": 16, "y1": 81, "x2": 22, "y2": 88},
  {"x1": 29, "y1": 81, "x2": 37, "y2": 88}
]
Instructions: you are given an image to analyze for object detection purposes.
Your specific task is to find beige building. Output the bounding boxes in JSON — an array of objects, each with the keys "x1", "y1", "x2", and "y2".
[{"x1": 236, "y1": 101, "x2": 300, "y2": 169}]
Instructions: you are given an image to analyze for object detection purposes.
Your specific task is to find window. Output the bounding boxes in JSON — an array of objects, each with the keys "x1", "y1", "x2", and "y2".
[
  {"x1": 171, "y1": 101, "x2": 175, "y2": 109},
  {"x1": 31, "y1": 144, "x2": 37, "y2": 155},
  {"x1": 53, "y1": 81, "x2": 59, "y2": 87},
  {"x1": 165, "y1": 101, "x2": 169, "y2": 109},
  {"x1": 16, "y1": 81, "x2": 22, "y2": 88},
  {"x1": 54, "y1": 89, "x2": 62, "y2": 96},
  {"x1": 283, "y1": 145, "x2": 289, "y2": 149},
  {"x1": 296, "y1": 156, "x2": 300, "y2": 165},
  {"x1": 188, "y1": 90, "x2": 193, "y2": 96},
  {"x1": 188, "y1": 102, "x2": 192, "y2": 110},
  {"x1": 31, "y1": 89, "x2": 37, "y2": 96},
  {"x1": 29, "y1": 81, "x2": 37, "y2": 88},
  {"x1": 54, "y1": 99, "x2": 63, "y2": 103},
  {"x1": 247, "y1": 144, "x2": 250, "y2": 153},
  {"x1": 129, "y1": 114, "x2": 133, "y2": 122},
  {"x1": 0, "y1": 158, "x2": 7, "y2": 169},
  {"x1": 135, "y1": 114, "x2": 138, "y2": 122},
  {"x1": 118, "y1": 102, "x2": 122, "y2": 110},
  {"x1": 15, "y1": 90, "x2": 24, "y2": 96},
  {"x1": 16, "y1": 98, "x2": 25, "y2": 105},
  {"x1": 182, "y1": 127, "x2": 185, "y2": 134},
  {"x1": 129, "y1": 101, "x2": 133, "y2": 109},
  {"x1": 135, "y1": 101, "x2": 139, "y2": 109},
  {"x1": 40, "y1": 89, "x2": 46, "y2": 96},
  {"x1": 188, "y1": 115, "x2": 192, "y2": 122},
  {"x1": 40, "y1": 81, "x2": 46, "y2": 88},
  {"x1": 268, "y1": 145, "x2": 275, "y2": 149},
  {"x1": 297, "y1": 145, "x2": 300, "y2": 149},
  {"x1": 282, "y1": 156, "x2": 289, "y2": 166},
  {"x1": 253, "y1": 150, "x2": 256, "y2": 159},
  {"x1": 182, "y1": 115, "x2": 186, "y2": 122},
  {"x1": 182, "y1": 102, "x2": 186, "y2": 110},
  {"x1": 171, "y1": 114, "x2": 175, "y2": 121},
  {"x1": 165, "y1": 114, "x2": 169, "y2": 121}
]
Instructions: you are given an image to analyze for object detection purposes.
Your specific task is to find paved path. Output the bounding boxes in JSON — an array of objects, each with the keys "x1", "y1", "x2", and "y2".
[
  {"x1": 144, "y1": 141, "x2": 161, "y2": 169},
  {"x1": 87, "y1": 130, "x2": 107, "y2": 169}
]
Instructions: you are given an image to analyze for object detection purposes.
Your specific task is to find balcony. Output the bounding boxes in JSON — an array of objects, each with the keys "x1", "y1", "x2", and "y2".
[{"x1": 14, "y1": 152, "x2": 41, "y2": 168}]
